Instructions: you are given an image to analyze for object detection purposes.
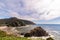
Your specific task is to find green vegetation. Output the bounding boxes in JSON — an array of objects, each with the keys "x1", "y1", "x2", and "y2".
[
  {"x1": 0, "y1": 17, "x2": 35, "y2": 27},
  {"x1": 0, "y1": 30, "x2": 54, "y2": 40},
  {"x1": 0, "y1": 37, "x2": 54, "y2": 40},
  {"x1": 0, "y1": 17, "x2": 54, "y2": 40},
  {"x1": 46, "y1": 37, "x2": 54, "y2": 40},
  {"x1": 0, "y1": 37, "x2": 30, "y2": 40},
  {"x1": 0, "y1": 30, "x2": 30, "y2": 40},
  {"x1": 0, "y1": 30, "x2": 7, "y2": 37}
]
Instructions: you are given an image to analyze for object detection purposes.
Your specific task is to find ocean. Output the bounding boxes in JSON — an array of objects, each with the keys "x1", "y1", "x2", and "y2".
[
  {"x1": 16, "y1": 24, "x2": 60, "y2": 40},
  {"x1": 37, "y1": 24, "x2": 60, "y2": 40}
]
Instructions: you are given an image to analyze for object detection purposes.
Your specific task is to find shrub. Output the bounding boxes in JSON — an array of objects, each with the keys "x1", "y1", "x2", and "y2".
[
  {"x1": 24, "y1": 33, "x2": 32, "y2": 37},
  {"x1": 0, "y1": 30, "x2": 7, "y2": 37},
  {"x1": 46, "y1": 37, "x2": 54, "y2": 40}
]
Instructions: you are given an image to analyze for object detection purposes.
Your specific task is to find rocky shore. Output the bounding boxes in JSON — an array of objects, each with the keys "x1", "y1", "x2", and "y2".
[
  {"x1": 0, "y1": 25, "x2": 49, "y2": 37},
  {"x1": 0, "y1": 17, "x2": 54, "y2": 40}
]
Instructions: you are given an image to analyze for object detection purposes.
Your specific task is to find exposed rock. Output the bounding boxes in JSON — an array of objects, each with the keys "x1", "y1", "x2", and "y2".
[
  {"x1": 0, "y1": 25, "x2": 49, "y2": 37},
  {"x1": 24, "y1": 27, "x2": 49, "y2": 37},
  {"x1": 31, "y1": 27, "x2": 48, "y2": 36}
]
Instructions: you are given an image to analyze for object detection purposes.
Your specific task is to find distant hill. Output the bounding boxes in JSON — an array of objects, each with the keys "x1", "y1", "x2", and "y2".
[{"x1": 0, "y1": 17, "x2": 35, "y2": 27}]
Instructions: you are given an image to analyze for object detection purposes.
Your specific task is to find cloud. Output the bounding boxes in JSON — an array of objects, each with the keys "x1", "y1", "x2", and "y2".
[
  {"x1": 0, "y1": 0, "x2": 60, "y2": 20},
  {"x1": 0, "y1": 2, "x2": 5, "y2": 9},
  {"x1": 9, "y1": 12, "x2": 38, "y2": 20}
]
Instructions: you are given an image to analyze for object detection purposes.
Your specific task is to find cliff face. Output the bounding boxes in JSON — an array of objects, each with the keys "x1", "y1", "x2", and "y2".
[{"x1": 0, "y1": 17, "x2": 35, "y2": 27}]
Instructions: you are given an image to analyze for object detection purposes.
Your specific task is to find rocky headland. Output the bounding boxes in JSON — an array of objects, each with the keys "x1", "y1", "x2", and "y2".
[{"x1": 0, "y1": 17, "x2": 54, "y2": 40}]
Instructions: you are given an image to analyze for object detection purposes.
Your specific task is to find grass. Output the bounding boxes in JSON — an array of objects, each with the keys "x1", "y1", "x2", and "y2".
[
  {"x1": 0, "y1": 36, "x2": 54, "y2": 40},
  {"x1": 0, "y1": 30, "x2": 54, "y2": 40},
  {"x1": 0, "y1": 36, "x2": 46, "y2": 40},
  {"x1": 0, "y1": 36, "x2": 30, "y2": 40}
]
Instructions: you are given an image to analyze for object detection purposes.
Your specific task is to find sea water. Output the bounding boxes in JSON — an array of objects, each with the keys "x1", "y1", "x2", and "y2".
[{"x1": 37, "y1": 24, "x2": 60, "y2": 40}]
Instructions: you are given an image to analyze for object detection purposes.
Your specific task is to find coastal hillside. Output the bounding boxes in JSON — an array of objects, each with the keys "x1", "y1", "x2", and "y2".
[
  {"x1": 0, "y1": 17, "x2": 35, "y2": 27},
  {"x1": 0, "y1": 17, "x2": 54, "y2": 40}
]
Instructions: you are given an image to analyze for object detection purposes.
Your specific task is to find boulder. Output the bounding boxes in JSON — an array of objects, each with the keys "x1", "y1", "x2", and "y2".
[{"x1": 24, "y1": 27, "x2": 49, "y2": 37}]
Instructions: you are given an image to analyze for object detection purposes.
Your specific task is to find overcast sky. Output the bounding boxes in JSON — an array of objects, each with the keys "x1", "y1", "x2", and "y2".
[{"x1": 0, "y1": 0, "x2": 60, "y2": 24}]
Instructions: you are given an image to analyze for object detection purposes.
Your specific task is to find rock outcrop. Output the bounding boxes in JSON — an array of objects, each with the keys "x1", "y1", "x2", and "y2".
[
  {"x1": 24, "y1": 27, "x2": 49, "y2": 37},
  {"x1": 0, "y1": 26, "x2": 48, "y2": 37},
  {"x1": 0, "y1": 17, "x2": 49, "y2": 37}
]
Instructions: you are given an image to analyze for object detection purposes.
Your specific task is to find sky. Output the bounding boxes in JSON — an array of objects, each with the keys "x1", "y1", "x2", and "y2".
[{"x1": 0, "y1": 0, "x2": 60, "y2": 24}]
